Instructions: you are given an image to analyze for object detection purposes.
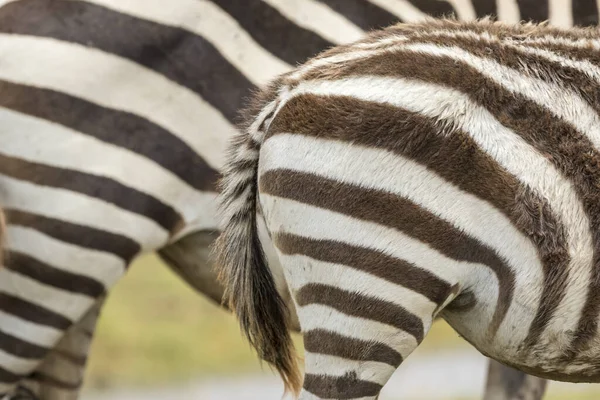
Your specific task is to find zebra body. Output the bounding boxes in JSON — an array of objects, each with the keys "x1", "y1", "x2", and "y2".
[
  {"x1": 0, "y1": 0, "x2": 599, "y2": 398},
  {"x1": 217, "y1": 18, "x2": 600, "y2": 399}
]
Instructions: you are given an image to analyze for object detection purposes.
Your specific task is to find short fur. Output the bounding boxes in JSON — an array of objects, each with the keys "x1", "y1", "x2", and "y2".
[{"x1": 218, "y1": 17, "x2": 600, "y2": 398}]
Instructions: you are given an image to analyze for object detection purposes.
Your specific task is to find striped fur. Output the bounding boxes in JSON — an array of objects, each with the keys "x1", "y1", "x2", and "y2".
[
  {"x1": 1, "y1": 0, "x2": 599, "y2": 399},
  {"x1": 217, "y1": 18, "x2": 600, "y2": 398}
]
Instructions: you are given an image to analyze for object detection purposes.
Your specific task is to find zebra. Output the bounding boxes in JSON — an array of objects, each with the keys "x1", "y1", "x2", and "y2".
[
  {"x1": 216, "y1": 16, "x2": 600, "y2": 400},
  {"x1": 0, "y1": 0, "x2": 598, "y2": 399}
]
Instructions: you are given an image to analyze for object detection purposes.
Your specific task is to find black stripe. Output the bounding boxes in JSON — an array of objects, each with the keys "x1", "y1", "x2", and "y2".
[
  {"x1": 7, "y1": 252, "x2": 106, "y2": 298},
  {"x1": 516, "y1": 0, "x2": 549, "y2": 22},
  {"x1": 304, "y1": 329, "x2": 403, "y2": 366},
  {"x1": 296, "y1": 283, "x2": 424, "y2": 342},
  {"x1": 303, "y1": 373, "x2": 382, "y2": 399},
  {"x1": 275, "y1": 232, "x2": 452, "y2": 305},
  {"x1": 28, "y1": 372, "x2": 81, "y2": 390},
  {"x1": 7, "y1": 209, "x2": 141, "y2": 263},
  {"x1": 0, "y1": 329, "x2": 47, "y2": 359},
  {"x1": 0, "y1": 152, "x2": 180, "y2": 232},
  {"x1": 315, "y1": 0, "x2": 398, "y2": 29},
  {"x1": 471, "y1": 0, "x2": 498, "y2": 18},
  {"x1": 0, "y1": 0, "x2": 254, "y2": 124},
  {"x1": 52, "y1": 349, "x2": 87, "y2": 367},
  {"x1": 0, "y1": 366, "x2": 20, "y2": 384},
  {"x1": 213, "y1": 0, "x2": 335, "y2": 65},
  {"x1": 0, "y1": 80, "x2": 218, "y2": 192},
  {"x1": 0, "y1": 293, "x2": 71, "y2": 330},
  {"x1": 410, "y1": 0, "x2": 457, "y2": 17},
  {"x1": 572, "y1": 0, "x2": 599, "y2": 26}
]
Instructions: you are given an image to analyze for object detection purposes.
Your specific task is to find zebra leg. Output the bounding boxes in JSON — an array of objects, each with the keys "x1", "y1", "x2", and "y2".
[
  {"x1": 15, "y1": 298, "x2": 104, "y2": 400},
  {"x1": 483, "y1": 359, "x2": 548, "y2": 400},
  {"x1": 157, "y1": 229, "x2": 301, "y2": 331}
]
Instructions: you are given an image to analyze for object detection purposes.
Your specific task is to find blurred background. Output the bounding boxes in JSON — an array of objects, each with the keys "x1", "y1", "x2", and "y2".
[{"x1": 80, "y1": 254, "x2": 600, "y2": 400}]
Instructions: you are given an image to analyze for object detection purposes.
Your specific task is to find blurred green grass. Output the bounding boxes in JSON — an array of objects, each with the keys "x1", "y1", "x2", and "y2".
[
  {"x1": 85, "y1": 253, "x2": 469, "y2": 389},
  {"x1": 84, "y1": 255, "x2": 600, "y2": 400}
]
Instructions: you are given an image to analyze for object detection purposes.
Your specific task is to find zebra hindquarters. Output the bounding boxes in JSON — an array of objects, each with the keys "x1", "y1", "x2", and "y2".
[{"x1": 258, "y1": 140, "x2": 469, "y2": 398}]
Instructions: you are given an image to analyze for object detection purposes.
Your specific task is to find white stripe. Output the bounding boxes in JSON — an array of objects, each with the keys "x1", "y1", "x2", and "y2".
[
  {"x1": 447, "y1": 0, "x2": 477, "y2": 20},
  {"x1": 5, "y1": 226, "x2": 125, "y2": 288},
  {"x1": 496, "y1": 0, "x2": 520, "y2": 23},
  {"x1": 0, "y1": 108, "x2": 214, "y2": 227},
  {"x1": 286, "y1": 76, "x2": 592, "y2": 352},
  {"x1": 0, "y1": 174, "x2": 167, "y2": 251},
  {"x1": 299, "y1": 304, "x2": 421, "y2": 360},
  {"x1": 261, "y1": 194, "x2": 496, "y2": 341},
  {"x1": 549, "y1": 0, "x2": 573, "y2": 27},
  {"x1": 0, "y1": 269, "x2": 95, "y2": 325},
  {"x1": 400, "y1": 42, "x2": 600, "y2": 150},
  {"x1": 0, "y1": 310, "x2": 61, "y2": 348},
  {"x1": 289, "y1": 44, "x2": 402, "y2": 81},
  {"x1": 366, "y1": 0, "x2": 428, "y2": 22},
  {"x1": 0, "y1": 34, "x2": 234, "y2": 170},
  {"x1": 279, "y1": 254, "x2": 437, "y2": 318},
  {"x1": 305, "y1": 352, "x2": 395, "y2": 386},
  {"x1": 262, "y1": 0, "x2": 365, "y2": 45},
  {"x1": 72, "y1": 0, "x2": 292, "y2": 85},
  {"x1": 0, "y1": 350, "x2": 38, "y2": 375}
]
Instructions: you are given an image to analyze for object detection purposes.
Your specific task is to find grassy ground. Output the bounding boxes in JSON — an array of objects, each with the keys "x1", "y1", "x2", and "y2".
[{"x1": 85, "y1": 253, "x2": 469, "y2": 389}]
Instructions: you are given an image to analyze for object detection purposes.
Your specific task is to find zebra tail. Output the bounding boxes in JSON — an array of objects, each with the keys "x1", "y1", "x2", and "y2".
[{"x1": 214, "y1": 85, "x2": 301, "y2": 396}]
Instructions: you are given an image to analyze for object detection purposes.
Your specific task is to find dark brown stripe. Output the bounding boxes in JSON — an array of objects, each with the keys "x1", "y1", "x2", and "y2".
[
  {"x1": 315, "y1": 0, "x2": 399, "y2": 29},
  {"x1": 6, "y1": 209, "x2": 141, "y2": 263},
  {"x1": 0, "y1": 152, "x2": 181, "y2": 233},
  {"x1": 517, "y1": 0, "x2": 549, "y2": 22},
  {"x1": 304, "y1": 329, "x2": 402, "y2": 366},
  {"x1": 0, "y1": 0, "x2": 254, "y2": 124},
  {"x1": 471, "y1": 0, "x2": 498, "y2": 18},
  {"x1": 52, "y1": 349, "x2": 88, "y2": 367},
  {"x1": 410, "y1": 0, "x2": 457, "y2": 17},
  {"x1": 572, "y1": 0, "x2": 599, "y2": 26},
  {"x1": 296, "y1": 283, "x2": 424, "y2": 342},
  {"x1": 265, "y1": 169, "x2": 515, "y2": 317},
  {"x1": 303, "y1": 373, "x2": 381, "y2": 399},
  {"x1": 275, "y1": 232, "x2": 452, "y2": 305},
  {"x1": 213, "y1": 0, "x2": 334, "y2": 65},
  {"x1": 28, "y1": 372, "x2": 81, "y2": 390},
  {"x1": 0, "y1": 80, "x2": 218, "y2": 193},
  {"x1": 0, "y1": 366, "x2": 20, "y2": 384},
  {"x1": 0, "y1": 293, "x2": 71, "y2": 330},
  {"x1": 265, "y1": 95, "x2": 529, "y2": 334},
  {"x1": 0, "y1": 330, "x2": 47, "y2": 359},
  {"x1": 292, "y1": 39, "x2": 578, "y2": 349},
  {"x1": 7, "y1": 251, "x2": 106, "y2": 298}
]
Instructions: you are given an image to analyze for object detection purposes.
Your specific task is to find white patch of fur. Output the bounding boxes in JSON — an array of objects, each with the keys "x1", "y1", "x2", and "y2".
[{"x1": 305, "y1": 352, "x2": 396, "y2": 385}]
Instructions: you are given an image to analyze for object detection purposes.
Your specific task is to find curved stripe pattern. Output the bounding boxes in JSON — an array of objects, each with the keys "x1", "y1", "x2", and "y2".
[{"x1": 0, "y1": 0, "x2": 599, "y2": 398}]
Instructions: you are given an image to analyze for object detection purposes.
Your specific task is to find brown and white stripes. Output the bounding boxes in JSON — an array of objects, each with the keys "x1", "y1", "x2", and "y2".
[
  {"x1": 216, "y1": 19, "x2": 600, "y2": 399},
  {"x1": 0, "y1": 0, "x2": 599, "y2": 399}
]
